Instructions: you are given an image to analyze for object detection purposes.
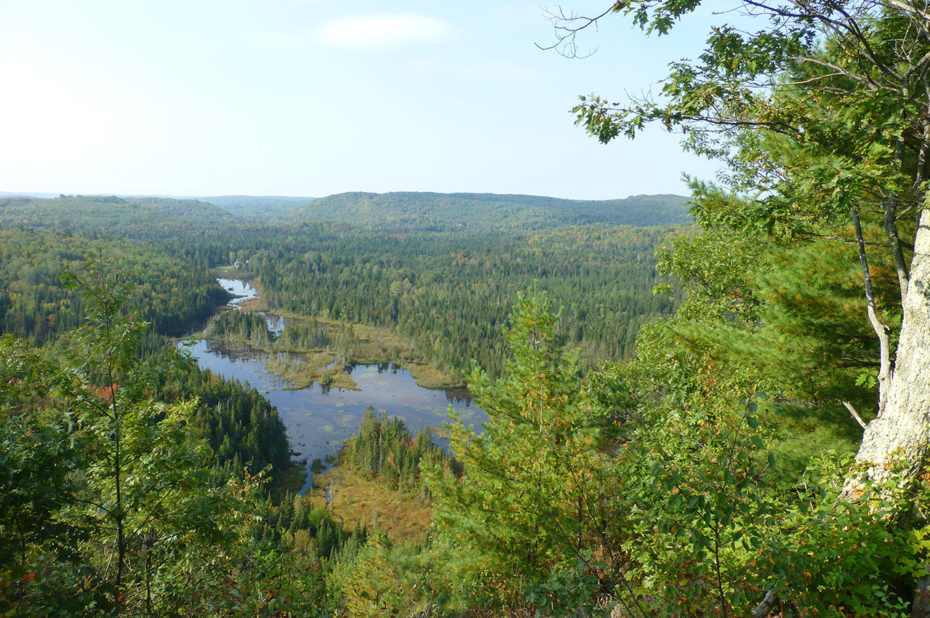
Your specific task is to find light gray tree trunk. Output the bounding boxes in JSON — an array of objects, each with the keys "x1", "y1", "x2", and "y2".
[
  {"x1": 839, "y1": 206, "x2": 930, "y2": 615},
  {"x1": 846, "y1": 207, "x2": 930, "y2": 493}
]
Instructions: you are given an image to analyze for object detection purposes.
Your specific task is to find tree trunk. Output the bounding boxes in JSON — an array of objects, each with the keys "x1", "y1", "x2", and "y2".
[
  {"x1": 845, "y1": 207, "x2": 930, "y2": 493},
  {"x1": 887, "y1": 134, "x2": 910, "y2": 304}
]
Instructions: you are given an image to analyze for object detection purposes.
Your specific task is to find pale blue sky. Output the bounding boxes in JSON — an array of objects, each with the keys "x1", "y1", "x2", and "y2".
[{"x1": 0, "y1": 1, "x2": 734, "y2": 200}]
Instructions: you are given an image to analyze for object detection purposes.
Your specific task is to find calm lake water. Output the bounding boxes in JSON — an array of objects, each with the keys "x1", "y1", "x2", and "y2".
[{"x1": 186, "y1": 278, "x2": 486, "y2": 491}]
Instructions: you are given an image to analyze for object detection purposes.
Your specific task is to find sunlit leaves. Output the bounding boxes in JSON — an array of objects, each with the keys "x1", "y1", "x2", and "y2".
[{"x1": 428, "y1": 294, "x2": 613, "y2": 611}]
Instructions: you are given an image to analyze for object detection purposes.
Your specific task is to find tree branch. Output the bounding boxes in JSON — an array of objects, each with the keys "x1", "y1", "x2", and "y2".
[
  {"x1": 751, "y1": 588, "x2": 778, "y2": 618},
  {"x1": 842, "y1": 401, "x2": 868, "y2": 430},
  {"x1": 536, "y1": 4, "x2": 616, "y2": 58},
  {"x1": 850, "y1": 206, "x2": 892, "y2": 416},
  {"x1": 887, "y1": 0, "x2": 930, "y2": 25}
]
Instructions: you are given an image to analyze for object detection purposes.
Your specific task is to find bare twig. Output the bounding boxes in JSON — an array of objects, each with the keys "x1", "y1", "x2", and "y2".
[
  {"x1": 842, "y1": 401, "x2": 868, "y2": 430},
  {"x1": 536, "y1": 4, "x2": 616, "y2": 58}
]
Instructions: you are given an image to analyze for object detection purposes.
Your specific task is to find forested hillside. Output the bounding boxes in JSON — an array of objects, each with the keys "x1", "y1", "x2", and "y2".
[
  {"x1": 0, "y1": 189, "x2": 694, "y2": 613},
  {"x1": 233, "y1": 223, "x2": 678, "y2": 376},
  {"x1": 0, "y1": 236, "x2": 317, "y2": 614},
  {"x1": 0, "y1": 195, "x2": 233, "y2": 239},
  {"x1": 0, "y1": 228, "x2": 228, "y2": 341},
  {"x1": 200, "y1": 195, "x2": 314, "y2": 220},
  {"x1": 288, "y1": 191, "x2": 690, "y2": 231},
  {"x1": 0, "y1": 191, "x2": 684, "y2": 377},
  {"x1": 4, "y1": 0, "x2": 930, "y2": 614},
  {"x1": 0, "y1": 192, "x2": 689, "y2": 231}
]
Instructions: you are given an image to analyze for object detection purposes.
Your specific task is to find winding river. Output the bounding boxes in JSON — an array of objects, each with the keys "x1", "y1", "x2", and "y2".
[{"x1": 185, "y1": 278, "x2": 486, "y2": 491}]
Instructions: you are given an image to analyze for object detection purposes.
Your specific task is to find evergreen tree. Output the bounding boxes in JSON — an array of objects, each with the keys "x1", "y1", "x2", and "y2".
[{"x1": 428, "y1": 294, "x2": 611, "y2": 612}]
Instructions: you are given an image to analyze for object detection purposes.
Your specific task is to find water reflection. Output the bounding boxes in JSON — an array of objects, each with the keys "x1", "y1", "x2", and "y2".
[
  {"x1": 218, "y1": 278, "x2": 257, "y2": 307},
  {"x1": 188, "y1": 282, "x2": 486, "y2": 492}
]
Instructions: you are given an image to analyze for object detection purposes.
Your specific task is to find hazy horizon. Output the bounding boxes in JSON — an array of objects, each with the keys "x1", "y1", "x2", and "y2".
[
  {"x1": 0, "y1": 1, "x2": 742, "y2": 201},
  {"x1": 0, "y1": 189, "x2": 689, "y2": 202}
]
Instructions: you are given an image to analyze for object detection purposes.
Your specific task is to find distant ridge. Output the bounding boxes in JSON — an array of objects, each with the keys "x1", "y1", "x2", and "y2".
[
  {"x1": 0, "y1": 191, "x2": 60, "y2": 199},
  {"x1": 288, "y1": 191, "x2": 690, "y2": 231},
  {"x1": 200, "y1": 195, "x2": 314, "y2": 220},
  {"x1": 0, "y1": 195, "x2": 233, "y2": 239},
  {"x1": 0, "y1": 191, "x2": 691, "y2": 234}
]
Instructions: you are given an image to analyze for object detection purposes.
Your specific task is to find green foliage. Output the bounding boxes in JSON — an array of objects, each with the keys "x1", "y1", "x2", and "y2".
[
  {"x1": 169, "y1": 546, "x2": 328, "y2": 616},
  {"x1": 201, "y1": 194, "x2": 312, "y2": 221},
  {"x1": 0, "y1": 274, "x2": 207, "y2": 612},
  {"x1": 565, "y1": 3, "x2": 930, "y2": 612},
  {"x1": 180, "y1": 365, "x2": 293, "y2": 481},
  {"x1": 6, "y1": 8, "x2": 930, "y2": 608},
  {"x1": 342, "y1": 408, "x2": 448, "y2": 498},
  {"x1": 605, "y1": 311, "x2": 774, "y2": 613},
  {"x1": 655, "y1": 228, "x2": 764, "y2": 324},
  {"x1": 0, "y1": 253, "x2": 384, "y2": 617},
  {"x1": 428, "y1": 294, "x2": 614, "y2": 612},
  {"x1": 0, "y1": 195, "x2": 233, "y2": 239},
  {"x1": 204, "y1": 309, "x2": 276, "y2": 346},
  {"x1": 655, "y1": 225, "x2": 895, "y2": 411},
  {"x1": 216, "y1": 223, "x2": 680, "y2": 377},
  {"x1": 0, "y1": 228, "x2": 228, "y2": 342},
  {"x1": 583, "y1": 304, "x2": 921, "y2": 615},
  {"x1": 277, "y1": 315, "x2": 329, "y2": 349},
  {"x1": 326, "y1": 536, "x2": 416, "y2": 616},
  {"x1": 0, "y1": 337, "x2": 99, "y2": 615},
  {"x1": 760, "y1": 455, "x2": 919, "y2": 616},
  {"x1": 1, "y1": 190, "x2": 685, "y2": 379},
  {"x1": 291, "y1": 191, "x2": 691, "y2": 231},
  {"x1": 751, "y1": 238, "x2": 898, "y2": 408},
  {"x1": 55, "y1": 260, "x2": 243, "y2": 611}
]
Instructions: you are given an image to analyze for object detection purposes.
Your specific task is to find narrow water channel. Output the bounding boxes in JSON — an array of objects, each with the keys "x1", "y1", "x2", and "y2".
[{"x1": 186, "y1": 278, "x2": 486, "y2": 491}]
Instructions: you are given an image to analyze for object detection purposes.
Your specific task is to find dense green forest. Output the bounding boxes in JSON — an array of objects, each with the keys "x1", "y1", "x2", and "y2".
[
  {"x1": 200, "y1": 195, "x2": 314, "y2": 221},
  {"x1": 0, "y1": 191, "x2": 689, "y2": 232},
  {"x1": 0, "y1": 188, "x2": 687, "y2": 614},
  {"x1": 0, "y1": 196, "x2": 233, "y2": 240},
  {"x1": 0, "y1": 228, "x2": 229, "y2": 342},
  {"x1": 288, "y1": 192, "x2": 690, "y2": 231},
  {"x1": 0, "y1": 193, "x2": 685, "y2": 376},
  {"x1": 234, "y1": 223, "x2": 678, "y2": 376},
  {"x1": 4, "y1": 1, "x2": 930, "y2": 615},
  {"x1": 0, "y1": 191, "x2": 688, "y2": 235}
]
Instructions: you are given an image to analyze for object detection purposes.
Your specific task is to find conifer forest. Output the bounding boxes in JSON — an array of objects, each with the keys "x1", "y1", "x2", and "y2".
[{"x1": 3, "y1": 1, "x2": 930, "y2": 616}]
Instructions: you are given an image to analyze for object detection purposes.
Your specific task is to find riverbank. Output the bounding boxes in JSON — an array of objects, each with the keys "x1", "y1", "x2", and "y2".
[
  {"x1": 189, "y1": 272, "x2": 485, "y2": 496},
  {"x1": 209, "y1": 272, "x2": 463, "y2": 390}
]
